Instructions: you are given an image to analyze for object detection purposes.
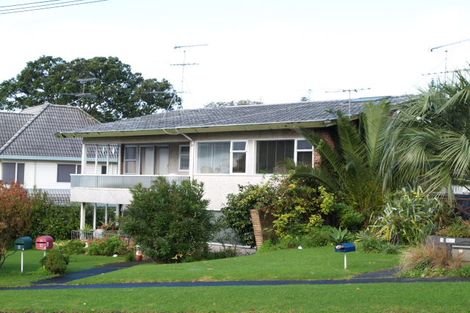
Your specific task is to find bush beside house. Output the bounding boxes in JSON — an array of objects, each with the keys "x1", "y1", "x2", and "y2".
[{"x1": 123, "y1": 177, "x2": 213, "y2": 263}]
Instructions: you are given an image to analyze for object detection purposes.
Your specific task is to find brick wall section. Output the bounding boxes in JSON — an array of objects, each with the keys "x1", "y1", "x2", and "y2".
[
  {"x1": 250, "y1": 209, "x2": 264, "y2": 248},
  {"x1": 313, "y1": 129, "x2": 335, "y2": 168}
]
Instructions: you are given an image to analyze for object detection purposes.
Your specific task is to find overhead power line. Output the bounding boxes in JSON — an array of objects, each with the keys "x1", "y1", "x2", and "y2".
[
  {"x1": 0, "y1": 0, "x2": 108, "y2": 15},
  {"x1": 0, "y1": 0, "x2": 64, "y2": 8}
]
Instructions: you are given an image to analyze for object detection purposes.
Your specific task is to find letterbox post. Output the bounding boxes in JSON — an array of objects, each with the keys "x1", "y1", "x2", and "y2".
[{"x1": 335, "y1": 242, "x2": 356, "y2": 270}]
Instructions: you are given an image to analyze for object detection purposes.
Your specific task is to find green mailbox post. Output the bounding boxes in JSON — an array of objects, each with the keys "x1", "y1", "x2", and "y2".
[{"x1": 14, "y1": 236, "x2": 33, "y2": 273}]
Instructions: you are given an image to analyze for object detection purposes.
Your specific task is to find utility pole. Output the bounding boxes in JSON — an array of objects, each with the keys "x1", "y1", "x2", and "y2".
[
  {"x1": 325, "y1": 88, "x2": 371, "y2": 117},
  {"x1": 171, "y1": 44, "x2": 208, "y2": 93}
]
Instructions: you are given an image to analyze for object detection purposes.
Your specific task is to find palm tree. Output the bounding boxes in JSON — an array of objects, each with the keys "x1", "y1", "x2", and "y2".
[
  {"x1": 298, "y1": 101, "x2": 393, "y2": 217},
  {"x1": 381, "y1": 73, "x2": 470, "y2": 200}
]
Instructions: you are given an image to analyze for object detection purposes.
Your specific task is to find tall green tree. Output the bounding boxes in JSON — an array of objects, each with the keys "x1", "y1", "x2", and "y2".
[
  {"x1": 298, "y1": 101, "x2": 393, "y2": 217},
  {"x1": 382, "y1": 74, "x2": 470, "y2": 199},
  {"x1": 0, "y1": 56, "x2": 180, "y2": 122}
]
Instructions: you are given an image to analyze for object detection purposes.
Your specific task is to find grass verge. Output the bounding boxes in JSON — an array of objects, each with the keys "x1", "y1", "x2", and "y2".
[
  {"x1": 75, "y1": 246, "x2": 399, "y2": 284},
  {"x1": 0, "y1": 282, "x2": 470, "y2": 312},
  {"x1": 0, "y1": 249, "x2": 125, "y2": 287}
]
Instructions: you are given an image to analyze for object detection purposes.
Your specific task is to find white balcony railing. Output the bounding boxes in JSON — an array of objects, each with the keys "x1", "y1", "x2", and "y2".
[{"x1": 71, "y1": 174, "x2": 189, "y2": 189}]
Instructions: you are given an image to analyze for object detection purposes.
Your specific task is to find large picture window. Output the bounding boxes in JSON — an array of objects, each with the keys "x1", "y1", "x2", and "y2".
[
  {"x1": 256, "y1": 140, "x2": 294, "y2": 173},
  {"x1": 57, "y1": 164, "x2": 81, "y2": 183},
  {"x1": 2, "y1": 162, "x2": 25, "y2": 184},
  {"x1": 197, "y1": 142, "x2": 230, "y2": 173}
]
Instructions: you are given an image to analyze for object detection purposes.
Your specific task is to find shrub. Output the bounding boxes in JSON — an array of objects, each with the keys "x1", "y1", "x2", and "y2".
[
  {"x1": 338, "y1": 204, "x2": 364, "y2": 232},
  {"x1": 370, "y1": 187, "x2": 448, "y2": 245},
  {"x1": 0, "y1": 182, "x2": 32, "y2": 268},
  {"x1": 41, "y1": 249, "x2": 69, "y2": 275},
  {"x1": 437, "y1": 219, "x2": 470, "y2": 238},
  {"x1": 355, "y1": 230, "x2": 399, "y2": 254},
  {"x1": 30, "y1": 191, "x2": 105, "y2": 240},
  {"x1": 123, "y1": 178, "x2": 213, "y2": 263},
  {"x1": 329, "y1": 228, "x2": 352, "y2": 245},
  {"x1": 221, "y1": 182, "x2": 276, "y2": 247},
  {"x1": 88, "y1": 236, "x2": 128, "y2": 256},
  {"x1": 58, "y1": 240, "x2": 86, "y2": 255},
  {"x1": 400, "y1": 244, "x2": 462, "y2": 277}
]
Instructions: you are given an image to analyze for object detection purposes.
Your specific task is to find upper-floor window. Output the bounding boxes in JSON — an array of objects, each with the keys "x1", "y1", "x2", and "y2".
[
  {"x1": 256, "y1": 140, "x2": 294, "y2": 174},
  {"x1": 296, "y1": 140, "x2": 313, "y2": 167},
  {"x1": 2, "y1": 162, "x2": 25, "y2": 184},
  {"x1": 197, "y1": 142, "x2": 230, "y2": 173},
  {"x1": 232, "y1": 141, "x2": 247, "y2": 173},
  {"x1": 179, "y1": 145, "x2": 190, "y2": 171},
  {"x1": 57, "y1": 164, "x2": 81, "y2": 183},
  {"x1": 124, "y1": 146, "x2": 137, "y2": 174}
]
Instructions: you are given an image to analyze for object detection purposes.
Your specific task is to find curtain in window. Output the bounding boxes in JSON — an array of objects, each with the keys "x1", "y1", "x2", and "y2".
[{"x1": 197, "y1": 142, "x2": 230, "y2": 173}]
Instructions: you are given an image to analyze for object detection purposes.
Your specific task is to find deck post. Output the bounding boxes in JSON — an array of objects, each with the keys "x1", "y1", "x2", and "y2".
[
  {"x1": 80, "y1": 202, "x2": 86, "y2": 230},
  {"x1": 93, "y1": 203, "x2": 97, "y2": 230}
]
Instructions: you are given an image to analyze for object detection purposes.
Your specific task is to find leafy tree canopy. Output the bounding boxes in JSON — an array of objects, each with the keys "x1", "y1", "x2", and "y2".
[{"x1": 0, "y1": 56, "x2": 181, "y2": 122}]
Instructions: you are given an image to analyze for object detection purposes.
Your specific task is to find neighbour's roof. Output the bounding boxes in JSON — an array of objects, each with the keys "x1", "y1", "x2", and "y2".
[
  {"x1": 59, "y1": 95, "x2": 411, "y2": 138},
  {"x1": 0, "y1": 111, "x2": 33, "y2": 148},
  {"x1": 0, "y1": 103, "x2": 98, "y2": 160}
]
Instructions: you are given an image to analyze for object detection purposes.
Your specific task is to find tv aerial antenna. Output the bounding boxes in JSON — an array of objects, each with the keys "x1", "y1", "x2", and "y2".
[
  {"x1": 430, "y1": 38, "x2": 470, "y2": 81},
  {"x1": 171, "y1": 43, "x2": 208, "y2": 93},
  {"x1": 325, "y1": 88, "x2": 371, "y2": 117},
  {"x1": 62, "y1": 78, "x2": 98, "y2": 98}
]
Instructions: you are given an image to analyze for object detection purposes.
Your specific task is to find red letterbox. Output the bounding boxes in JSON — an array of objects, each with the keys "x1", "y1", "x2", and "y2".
[{"x1": 35, "y1": 235, "x2": 54, "y2": 250}]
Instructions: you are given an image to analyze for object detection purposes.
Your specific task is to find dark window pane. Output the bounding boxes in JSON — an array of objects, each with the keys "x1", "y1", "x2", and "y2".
[
  {"x1": 297, "y1": 140, "x2": 313, "y2": 150},
  {"x1": 124, "y1": 146, "x2": 137, "y2": 159},
  {"x1": 232, "y1": 152, "x2": 246, "y2": 173},
  {"x1": 57, "y1": 164, "x2": 76, "y2": 183},
  {"x1": 16, "y1": 163, "x2": 25, "y2": 184},
  {"x1": 297, "y1": 151, "x2": 313, "y2": 167},
  {"x1": 232, "y1": 142, "x2": 246, "y2": 151},
  {"x1": 180, "y1": 146, "x2": 190, "y2": 170},
  {"x1": 101, "y1": 165, "x2": 107, "y2": 175},
  {"x1": 77, "y1": 165, "x2": 82, "y2": 174},
  {"x1": 256, "y1": 140, "x2": 294, "y2": 173},
  {"x1": 2, "y1": 163, "x2": 16, "y2": 184}
]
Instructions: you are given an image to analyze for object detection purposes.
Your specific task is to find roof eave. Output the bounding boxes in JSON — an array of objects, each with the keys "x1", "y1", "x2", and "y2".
[{"x1": 57, "y1": 119, "x2": 342, "y2": 139}]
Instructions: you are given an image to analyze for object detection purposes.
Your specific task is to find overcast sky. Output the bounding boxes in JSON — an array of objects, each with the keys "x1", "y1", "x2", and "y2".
[{"x1": 1, "y1": 0, "x2": 469, "y2": 109}]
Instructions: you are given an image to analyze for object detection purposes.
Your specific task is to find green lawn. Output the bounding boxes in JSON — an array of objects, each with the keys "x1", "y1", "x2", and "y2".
[
  {"x1": 75, "y1": 246, "x2": 399, "y2": 284},
  {"x1": 0, "y1": 249, "x2": 125, "y2": 287},
  {"x1": 1, "y1": 282, "x2": 470, "y2": 312}
]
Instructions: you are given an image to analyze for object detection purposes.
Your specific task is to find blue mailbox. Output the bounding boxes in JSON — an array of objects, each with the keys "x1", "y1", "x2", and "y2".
[
  {"x1": 335, "y1": 242, "x2": 356, "y2": 253},
  {"x1": 335, "y1": 242, "x2": 356, "y2": 270}
]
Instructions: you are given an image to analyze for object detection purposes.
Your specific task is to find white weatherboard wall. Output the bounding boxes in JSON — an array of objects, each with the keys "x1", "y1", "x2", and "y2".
[{"x1": 0, "y1": 160, "x2": 116, "y2": 191}]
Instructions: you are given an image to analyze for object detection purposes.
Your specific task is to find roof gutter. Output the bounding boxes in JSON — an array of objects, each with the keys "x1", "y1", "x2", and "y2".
[{"x1": 57, "y1": 119, "x2": 343, "y2": 139}]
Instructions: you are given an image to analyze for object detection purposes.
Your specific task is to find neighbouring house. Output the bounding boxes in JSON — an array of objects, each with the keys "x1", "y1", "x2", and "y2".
[
  {"x1": 0, "y1": 103, "x2": 110, "y2": 205},
  {"x1": 58, "y1": 95, "x2": 410, "y2": 231}
]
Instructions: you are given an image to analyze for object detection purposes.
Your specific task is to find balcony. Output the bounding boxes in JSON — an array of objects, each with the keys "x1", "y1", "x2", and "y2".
[
  {"x1": 71, "y1": 174, "x2": 189, "y2": 189},
  {"x1": 70, "y1": 174, "x2": 189, "y2": 204}
]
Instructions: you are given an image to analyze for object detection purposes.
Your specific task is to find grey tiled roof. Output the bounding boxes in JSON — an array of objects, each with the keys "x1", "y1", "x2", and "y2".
[
  {"x1": 60, "y1": 95, "x2": 411, "y2": 136},
  {"x1": 0, "y1": 104, "x2": 98, "y2": 159},
  {"x1": 0, "y1": 111, "x2": 34, "y2": 148},
  {"x1": 27, "y1": 189, "x2": 71, "y2": 205}
]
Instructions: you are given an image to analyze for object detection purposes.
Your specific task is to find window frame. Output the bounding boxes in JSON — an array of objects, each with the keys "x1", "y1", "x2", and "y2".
[
  {"x1": 195, "y1": 140, "x2": 250, "y2": 175},
  {"x1": 123, "y1": 145, "x2": 138, "y2": 175},
  {"x1": 230, "y1": 140, "x2": 247, "y2": 174},
  {"x1": 2, "y1": 162, "x2": 25, "y2": 185},
  {"x1": 56, "y1": 163, "x2": 81, "y2": 183},
  {"x1": 178, "y1": 145, "x2": 190, "y2": 172},
  {"x1": 295, "y1": 139, "x2": 314, "y2": 167}
]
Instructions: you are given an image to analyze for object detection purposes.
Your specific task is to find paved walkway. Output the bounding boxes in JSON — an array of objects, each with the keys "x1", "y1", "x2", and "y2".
[
  {"x1": 2, "y1": 276, "x2": 470, "y2": 291},
  {"x1": 34, "y1": 262, "x2": 137, "y2": 285},
  {"x1": 1, "y1": 265, "x2": 469, "y2": 291}
]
